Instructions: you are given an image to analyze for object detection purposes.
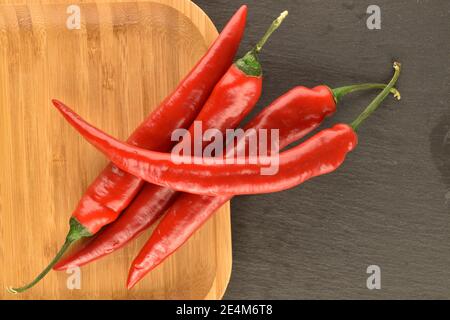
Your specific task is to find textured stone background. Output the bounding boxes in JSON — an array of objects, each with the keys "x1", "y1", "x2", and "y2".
[{"x1": 194, "y1": 0, "x2": 450, "y2": 299}]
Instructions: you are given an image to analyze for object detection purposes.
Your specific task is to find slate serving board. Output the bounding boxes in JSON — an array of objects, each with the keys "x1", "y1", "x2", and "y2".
[{"x1": 195, "y1": 0, "x2": 450, "y2": 299}]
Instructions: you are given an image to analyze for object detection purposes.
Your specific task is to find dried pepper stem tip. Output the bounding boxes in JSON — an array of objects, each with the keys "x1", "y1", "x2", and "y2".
[
  {"x1": 236, "y1": 10, "x2": 288, "y2": 77},
  {"x1": 254, "y1": 10, "x2": 288, "y2": 54},
  {"x1": 332, "y1": 83, "x2": 401, "y2": 104},
  {"x1": 350, "y1": 61, "x2": 402, "y2": 131},
  {"x1": 7, "y1": 286, "x2": 17, "y2": 294}
]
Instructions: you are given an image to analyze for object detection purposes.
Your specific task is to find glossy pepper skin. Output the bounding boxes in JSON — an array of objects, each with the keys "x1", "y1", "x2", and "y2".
[
  {"x1": 53, "y1": 64, "x2": 263, "y2": 270},
  {"x1": 126, "y1": 85, "x2": 340, "y2": 288},
  {"x1": 55, "y1": 101, "x2": 357, "y2": 192},
  {"x1": 126, "y1": 62, "x2": 402, "y2": 288},
  {"x1": 53, "y1": 12, "x2": 290, "y2": 271},
  {"x1": 124, "y1": 127, "x2": 356, "y2": 287},
  {"x1": 54, "y1": 82, "x2": 395, "y2": 271},
  {"x1": 8, "y1": 6, "x2": 248, "y2": 294},
  {"x1": 53, "y1": 64, "x2": 403, "y2": 198},
  {"x1": 52, "y1": 68, "x2": 402, "y2": 196},
  {"x1": 55, "y1": 62, "x2": 401, "y2": 287},
  {"x1": 54, "y1": 85, "x2": 329, "y2": 270},
  {"x1": 73, "y1": 5, "x2": 248, "y2": 234}
]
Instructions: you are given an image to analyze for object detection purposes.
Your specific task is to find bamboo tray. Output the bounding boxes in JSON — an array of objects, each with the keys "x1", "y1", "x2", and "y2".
[{"x1": 0, "y1": 0, "x2": 232, "y2": 299}]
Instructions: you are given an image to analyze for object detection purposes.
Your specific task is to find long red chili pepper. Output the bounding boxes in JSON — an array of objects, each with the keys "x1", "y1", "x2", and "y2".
[
  {"x1": 51, "y1": 63, "x2": 401, "y2": 196},
  {"x1": 125, "y1": 62, "x2": 402, "y2": 288},
  {"x1": 54, "y1": 81, "x2": 399, "y2": 271},
  {"x1": 53, "y1": 11, "x2": 291, "y2": 271},
  {"x1": 53, "y1": 64, "x2": 401, "y2": 288},
  {"x1": 8, "y1": 6, "x2": 248, "y2": 294}
]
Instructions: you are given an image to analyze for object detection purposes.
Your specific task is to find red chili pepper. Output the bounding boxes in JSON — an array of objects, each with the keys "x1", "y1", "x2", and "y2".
[
  {"x1": 8, "y1": 6, "x2": 248, "y2": 294},
  {"x1": 54, "y1": 81, "x2": 399, "y2": 271},
  {"x1": 74, "y1": 5, "x2": 247, "y2": 233},
  {"x1": 53, "y1": 11, "x2": 291, "y2": 271},
  {"x1": 52, "y1": 63, "x2": 401, "y2": 196},
  {"x1": 125, "y1": 62, "x2": 402, "y2": 288}
]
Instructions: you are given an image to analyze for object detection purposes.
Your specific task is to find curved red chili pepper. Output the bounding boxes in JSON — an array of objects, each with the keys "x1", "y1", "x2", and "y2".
[
  {"x1": 52, "y1": 70, "x2": 399, "y2": 196},
  {"x1": 54, "y1": 82, "x2": 398, "y2": 271},
  {"x1": 56, "y1": 102, "x2": 358, "y2": 195},
  {"x1": 52, "y1": 63, "x2": 401, "y2": 198},
  {"x1": 55, "y1": 60, "x2": 401, "y2": 197},
  {"x1": 54, "y1": 85, "x2": 333, "y2": 270},
  {"x1": 52, "y1": 63, "x2": 263, "y2": 270},
  {"x1": 8, "y1": 6, "x2": 248, "y2": 294},
  {"x1": 54, "y1": 62, "x2": 400, "y2": 285},
  {"x1": 125, "y1": 62, "x2": 401, "y2": 288},
  {"x1": 52, "y1": 11, "x2": 291, "y2": 271},
  {"x1": 75, "y1": 5, "x2": 247, "y2": 233}
]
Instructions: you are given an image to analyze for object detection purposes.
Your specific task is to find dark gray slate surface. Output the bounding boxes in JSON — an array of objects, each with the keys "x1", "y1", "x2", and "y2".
[{"x1": 194, "y1": 0, "x2": 450, "y2": 299}]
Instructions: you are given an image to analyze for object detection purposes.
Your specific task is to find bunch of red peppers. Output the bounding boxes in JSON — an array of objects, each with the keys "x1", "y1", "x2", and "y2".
[{"x1": 9, "y1": 5, "x2": 402, "y2": 293}]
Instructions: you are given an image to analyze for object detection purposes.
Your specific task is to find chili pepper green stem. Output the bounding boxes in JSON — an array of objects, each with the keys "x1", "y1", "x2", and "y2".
[
  {"x1": 332, "y1": 83, "x2": 401, "y2": 104},
  {"x1": 8, "y1": 240, "x2": 72, "y2": 294},
  {"x1": 350, "y1": 62, "x2": 402, "y2": 131},
  {"x1": 8, "y1": 218, "x2": 91, "y2": 294},
  {"x1": 236, "y1": 11, "x2": 288, "y2": 77},
  {"x1": 254, "y1": 10, "x2": 288, "y2": 54}
]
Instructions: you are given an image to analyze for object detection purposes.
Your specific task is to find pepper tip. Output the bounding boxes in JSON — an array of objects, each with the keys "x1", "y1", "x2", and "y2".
[
  {"x1": 126, "y1": 271, "x2": 140, "y2": 290},
  {"x1": 51, "y1": 99, "x2": 64, "y2": 109},
  {"x1": 237, "y1": 4, "x2": 248, "y2": 17},
  {"x1": 52, "y1": 263, "x2": 67, "y2": 271},
  {"x1": 126, "y1": 280, "x2": 136, "y2": 290}
]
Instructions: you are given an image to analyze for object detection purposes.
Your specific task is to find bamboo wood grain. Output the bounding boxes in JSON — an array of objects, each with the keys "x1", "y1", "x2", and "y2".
[{"x1": 0, "y1": 0, "x2": 232, "y2": 299}]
